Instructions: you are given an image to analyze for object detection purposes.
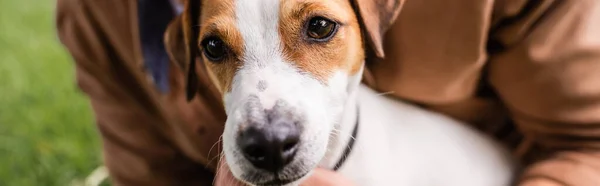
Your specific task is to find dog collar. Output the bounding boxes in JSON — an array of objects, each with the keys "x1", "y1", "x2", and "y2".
[{"x1": 332, "y1": 106, "x2": 359, "y2": 171}]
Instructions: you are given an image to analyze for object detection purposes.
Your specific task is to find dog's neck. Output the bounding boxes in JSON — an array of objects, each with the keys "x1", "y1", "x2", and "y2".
[{"x1": 318, "y1": 64, "x2": 363, "y2": 169}]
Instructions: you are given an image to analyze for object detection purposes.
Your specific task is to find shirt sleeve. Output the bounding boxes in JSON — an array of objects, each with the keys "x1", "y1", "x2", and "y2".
[
  {"x1": 55, "y1": 0, "x2": 219, "y2": 185},
  {"x1": 488, "y1": 0, "x2": 600, "y2": 185}
]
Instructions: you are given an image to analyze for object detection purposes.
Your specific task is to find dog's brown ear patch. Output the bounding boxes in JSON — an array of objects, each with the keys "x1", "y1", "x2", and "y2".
[
  {"x1": 164, "y1": 15, "x2": 187, "y2": 72},
  {"x1": 183, "y1": 0, "x2": 202, "y2": 101},
  {"x1": 163, "y1": 0, "x2": 202, "y2": 101},
  {"x1": 350, "y1": 0, "x2": 404, "y2": 58}
]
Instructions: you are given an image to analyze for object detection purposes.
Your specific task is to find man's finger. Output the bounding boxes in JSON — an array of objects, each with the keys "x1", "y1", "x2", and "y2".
[{"x1": 300, "y1": 168, "x2": 355, "y2": 186}]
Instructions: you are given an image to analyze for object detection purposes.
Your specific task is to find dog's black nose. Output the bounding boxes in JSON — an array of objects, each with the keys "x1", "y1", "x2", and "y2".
[{"x1": 238, "y1": 120, "x2": 301, "y2": 172}]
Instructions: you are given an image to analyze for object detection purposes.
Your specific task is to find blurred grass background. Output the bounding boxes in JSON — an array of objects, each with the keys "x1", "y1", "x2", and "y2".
[{"x1": 0, "y1": 0, "x2": 103, "y2": 185}]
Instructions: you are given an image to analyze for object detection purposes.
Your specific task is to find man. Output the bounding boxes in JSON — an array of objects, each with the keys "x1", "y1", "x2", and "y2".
[{"x1": 56, "y1": 0, "x2": 600, "y2": 185}]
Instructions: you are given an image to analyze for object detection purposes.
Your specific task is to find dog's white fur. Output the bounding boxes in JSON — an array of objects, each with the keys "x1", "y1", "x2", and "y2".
[
  {"x1": 220, "y1": 0, "x2": 515, "y2": 185},
  {"x1": 332, "y1": 83, "x2": 515, "y2": 186},
  {"x1": 223, "y1": 0, "x2": 348, "y2": 182}
]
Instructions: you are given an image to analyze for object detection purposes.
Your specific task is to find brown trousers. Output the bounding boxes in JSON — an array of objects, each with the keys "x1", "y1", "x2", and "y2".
[{"x1": 57, "y1": 0, "x2": 600, "y2": 185}]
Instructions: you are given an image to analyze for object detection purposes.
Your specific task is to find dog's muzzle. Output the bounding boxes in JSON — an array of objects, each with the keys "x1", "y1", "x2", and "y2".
[{"x1": 237, "y1": 96, "x2": 304, "y2": 173}]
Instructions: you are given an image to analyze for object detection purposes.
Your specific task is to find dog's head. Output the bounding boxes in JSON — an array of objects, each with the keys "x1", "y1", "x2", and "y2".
[{"x1": 165, "y1": 0, "x2": 402, "y2": 185}]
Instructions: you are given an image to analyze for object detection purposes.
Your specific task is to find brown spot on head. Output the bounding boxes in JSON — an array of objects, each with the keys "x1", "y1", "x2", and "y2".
[
  {"x1": 197, "y1": 0, "x2": 242, "y2": 94},
  {"x1": 279, "y1": 0, "x2": 365, "y2": 83}
]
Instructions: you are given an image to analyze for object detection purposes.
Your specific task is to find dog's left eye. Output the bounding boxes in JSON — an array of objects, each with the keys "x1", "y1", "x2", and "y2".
[
  {"x1": 306, "y1": 17, "x2": 337, "y2": 41},
  {"x1": 201, "y1": 37, "x2": 228, "y2": 61}
]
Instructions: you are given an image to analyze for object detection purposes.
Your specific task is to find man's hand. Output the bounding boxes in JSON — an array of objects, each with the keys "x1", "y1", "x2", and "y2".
[
  {"x1": 299, "y1": 168, "x2": 356, "y2": 186},
  {"x1": 520, "y1": 179, "x2": 563, "y2": 186},
  {"x1": 215, "y1": 157, "x2": 355, "y2": 186}
]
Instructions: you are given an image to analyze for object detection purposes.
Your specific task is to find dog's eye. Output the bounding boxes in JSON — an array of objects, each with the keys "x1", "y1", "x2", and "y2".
[
  {"x1": 306, "y1": 17, "x2": 337, "y2": 41},
  {"x1": 202, "y1": 37, "x2": 227, "y2": 61}
]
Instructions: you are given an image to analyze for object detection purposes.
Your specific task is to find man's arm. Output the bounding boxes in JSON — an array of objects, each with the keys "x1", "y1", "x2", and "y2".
[
  {"x1": 56, "y1": 0, "x2": 217, "y2": 185},
  {"x1": 488, "y1": 0, "x2": 600, "y2": 185},
  {"x1": 364, "y1": 0, "x2": 600, "y2": 185}
]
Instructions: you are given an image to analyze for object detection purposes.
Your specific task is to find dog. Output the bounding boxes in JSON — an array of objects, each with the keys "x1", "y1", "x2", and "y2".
[{"x1": 164, "y1": 0, "x2": 516, "y2": 185}]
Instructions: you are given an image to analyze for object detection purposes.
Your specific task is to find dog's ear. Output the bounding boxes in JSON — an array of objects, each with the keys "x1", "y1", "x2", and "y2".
[
  {"x1": 165, "y1": 15, "x2": 187, "y2": 71},
  {"x1": 164, "y1": 0, "x2": 202, "y2": 101},
  {"x1": 349, "y1": 0, "x2": 404, "y2": 58}
]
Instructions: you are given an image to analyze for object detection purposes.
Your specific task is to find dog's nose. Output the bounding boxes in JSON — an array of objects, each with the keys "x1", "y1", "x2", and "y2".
[{"x1": 237, "y1": 120, "x2": 301, "y2": 172}]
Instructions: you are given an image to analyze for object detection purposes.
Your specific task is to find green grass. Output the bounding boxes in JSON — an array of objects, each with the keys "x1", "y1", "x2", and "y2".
[{"x1": 0, "y1": 0, "x2": 103, "y2": 185}]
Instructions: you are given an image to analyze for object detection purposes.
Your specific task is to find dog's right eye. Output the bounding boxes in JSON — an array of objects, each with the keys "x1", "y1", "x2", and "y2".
[
  {"x1": 306, "y1": 17, "x2": 338, "y2": 42},
  {"x1": 201, "y1": 37, "x2": 228, "y2": 61}
]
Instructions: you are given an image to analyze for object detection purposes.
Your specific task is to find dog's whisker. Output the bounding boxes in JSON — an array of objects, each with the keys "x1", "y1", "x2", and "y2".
[
  {"x1": 215, "y1": 152, "x2": 225, "y2": 167},
  {"x1": 207, "y1": 147, "x2": 225, "y2": 168},
  {"x1": 330, "y1": 128, "x2": 356, "y2": 141},
  {"x1": 206, "y1": 152, "x2": 221, "y2": 166},
  {"x1": 207, "y1": 135, "x2": 224, "y2": 158}
]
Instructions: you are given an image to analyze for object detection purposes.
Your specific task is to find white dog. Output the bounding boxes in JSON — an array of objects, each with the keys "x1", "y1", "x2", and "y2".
[{"x1": 166, "y1": 0, "x2": 516, "y2": 185}]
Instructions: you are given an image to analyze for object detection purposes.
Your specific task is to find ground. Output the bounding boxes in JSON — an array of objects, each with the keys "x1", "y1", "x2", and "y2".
[{"x1": 0, "y1": 0, "x2": 104, "y2": 185}]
